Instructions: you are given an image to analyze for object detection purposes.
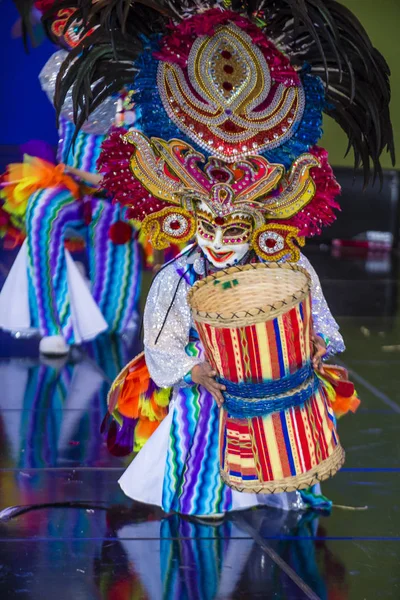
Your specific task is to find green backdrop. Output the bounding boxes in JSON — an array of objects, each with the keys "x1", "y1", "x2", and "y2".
[{"x1": 322, "y1": 0, "x2": 399, "y2": 169}]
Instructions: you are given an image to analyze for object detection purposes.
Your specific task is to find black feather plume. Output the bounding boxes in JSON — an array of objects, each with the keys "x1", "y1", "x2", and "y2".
[
  {"x1": 34, "y1": 0, "x2": 394, "y2": 184},
  {"x1": 12, "y1": 0, "x2": 38, "y2": 49}
]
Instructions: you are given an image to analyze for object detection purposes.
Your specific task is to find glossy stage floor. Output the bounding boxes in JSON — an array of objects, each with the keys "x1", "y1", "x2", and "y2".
[{"x1": 0, "y1": 244, "x2": 399, "y2": 600}]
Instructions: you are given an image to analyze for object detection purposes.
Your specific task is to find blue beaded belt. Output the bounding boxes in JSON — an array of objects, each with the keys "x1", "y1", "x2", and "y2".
[{"x1": 218, "y1": 362, "x2": 320, "y2": 419}]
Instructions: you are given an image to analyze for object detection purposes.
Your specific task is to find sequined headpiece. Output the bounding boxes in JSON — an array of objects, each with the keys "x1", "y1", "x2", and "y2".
[
  {"x1": 96, "y1": 9, "x2": 344, "y2": 260},
  {"x1": 17, "y1": 0, "x2": 393, "y2": 260}
]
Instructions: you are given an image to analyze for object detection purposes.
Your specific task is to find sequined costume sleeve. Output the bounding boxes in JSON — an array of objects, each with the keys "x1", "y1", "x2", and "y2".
[
  {"x1": 297, "y1": 254, "x2": 345, "y2": 356},
  {"x1": 143, "y1": 256, "x2": 202, "y2": 388},
  {"x1": 39, "y1": 50, "x2": 117, "y2": 135}
]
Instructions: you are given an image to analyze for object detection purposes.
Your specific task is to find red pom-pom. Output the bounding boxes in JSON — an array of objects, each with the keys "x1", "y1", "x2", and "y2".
[
  {"x1": 109, "y1": 221, "x2": 133, "y2": 245},
  {"x1": 82, "y1": 199, "x2": 92, "y2": 226}
]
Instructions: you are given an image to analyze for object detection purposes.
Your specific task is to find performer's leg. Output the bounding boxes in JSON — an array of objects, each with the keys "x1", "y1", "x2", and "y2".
[
  {"x1": 25, "y1": 186, "x2": 83, "y2": 352},
  {"x1": 86, "y1": 200, "x2": 141, "y2": 333}
]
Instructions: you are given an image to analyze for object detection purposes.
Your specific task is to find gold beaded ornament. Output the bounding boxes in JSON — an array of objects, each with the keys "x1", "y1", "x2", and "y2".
[{"x1": 123, "y1": 130, "x2": 318, "y2": 253}]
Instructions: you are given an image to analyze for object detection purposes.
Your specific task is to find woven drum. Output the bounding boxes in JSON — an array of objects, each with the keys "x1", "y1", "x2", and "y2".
[{"x1": 187, "y1": 263, "x2": 345, "y2": 494}]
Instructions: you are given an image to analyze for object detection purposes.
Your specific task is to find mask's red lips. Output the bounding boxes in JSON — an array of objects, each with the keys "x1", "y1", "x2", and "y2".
[{"x1": 205, "y1": 248, "x2": 235, "y2": 263}]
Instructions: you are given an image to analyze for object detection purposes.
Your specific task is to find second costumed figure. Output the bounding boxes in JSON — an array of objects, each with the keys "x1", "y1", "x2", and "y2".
[{"x1": 48, "y1": 0, "x2": 393, "y2": 516}]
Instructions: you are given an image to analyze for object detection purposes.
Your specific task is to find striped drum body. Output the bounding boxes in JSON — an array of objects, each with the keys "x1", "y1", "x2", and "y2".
[{"x1": 188, "y1": 263, "x2": 345, "y2": 494}]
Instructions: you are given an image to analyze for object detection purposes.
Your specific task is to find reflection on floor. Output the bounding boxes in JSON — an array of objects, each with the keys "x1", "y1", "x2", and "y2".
[{"x1": 0, "y1": 243, "x2": 399, "y2": 599}]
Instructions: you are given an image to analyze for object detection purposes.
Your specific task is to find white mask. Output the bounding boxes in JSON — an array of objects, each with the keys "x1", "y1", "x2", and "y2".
[{"x1": 196, "y1": 204, "x2": 252, "y2": 269}]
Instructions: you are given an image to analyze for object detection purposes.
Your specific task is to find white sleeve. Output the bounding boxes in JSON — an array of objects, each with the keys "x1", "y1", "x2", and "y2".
[
  {"x1": 297, "y1": 254, "x2": 345, "y2": 356},
  {"x1": 143, "y1": 260, "x2": 202, "y2": 388}
]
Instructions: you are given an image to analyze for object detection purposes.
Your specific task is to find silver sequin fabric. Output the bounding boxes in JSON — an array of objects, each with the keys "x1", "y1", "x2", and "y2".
[
  {"x1": 144, "y1": 249, "x2": 203, "y2": 388},
  {"x1": 144, "y1": 248, "x2": 345, "y2": 388},
  {"x1": 297, "y1": 254, "x2": 345, "y2": 357},
  {"x1": 39, "y1": 50, "x2": 118, "y2": 135}
]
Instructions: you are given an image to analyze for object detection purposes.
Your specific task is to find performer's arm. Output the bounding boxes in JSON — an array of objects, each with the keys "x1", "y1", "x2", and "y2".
[
  {"x1": 64, "y1": 165, "x2": 102, "y2": 186},
  {"x1": 297, "y1": 254, "x2": 345, "y2": 357},
  {"x1": 143, "y1": 261, "x2": 202, "y2": 388}
]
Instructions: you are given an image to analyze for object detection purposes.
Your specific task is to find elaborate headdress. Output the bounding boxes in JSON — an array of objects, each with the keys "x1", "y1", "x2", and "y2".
[{"x1": 15, "y1": 0, "x2": 394, "y2": 260}]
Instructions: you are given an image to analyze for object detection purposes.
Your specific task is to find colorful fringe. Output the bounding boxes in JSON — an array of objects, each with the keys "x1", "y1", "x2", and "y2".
[
  {"x1": 104, "y1": 353, "x2": 171, "y2": 456},
  {"x1": 0, "y1": 122, "x2": 105, "y2": 243},
  {"x1": 317, "y1": 365, "x2": 361, "y2": 419},
  {"x1": 0, "y1": 154, "x2": 79, "y2": 246},
  {"x1": 0, "y1": 155, "x2": 79, "y2": 220}
]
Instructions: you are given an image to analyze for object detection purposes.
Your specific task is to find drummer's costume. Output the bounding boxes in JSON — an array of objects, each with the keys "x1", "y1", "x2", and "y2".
[{"x1": 32, "y1": 0, "x2": 394, "y2": 515}]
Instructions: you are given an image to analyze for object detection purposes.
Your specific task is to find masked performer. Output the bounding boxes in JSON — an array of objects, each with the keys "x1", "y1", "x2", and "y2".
[{"x1": 35, "y1": 0, "x2": 392, "y2": 514}]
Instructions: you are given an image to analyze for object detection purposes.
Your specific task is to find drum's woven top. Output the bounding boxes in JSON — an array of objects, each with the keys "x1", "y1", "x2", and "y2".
[{"x1": 188, "y1": 262, "x2": 311, "y2": 327}]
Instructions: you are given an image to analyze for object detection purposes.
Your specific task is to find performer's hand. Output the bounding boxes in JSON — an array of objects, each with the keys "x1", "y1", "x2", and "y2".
[
  {"x1": 312, "y1": 335, "x2": 326, "y2": 374},
  {"x1": 191, "y1": 362, "x2": 226, "y2": 408}
]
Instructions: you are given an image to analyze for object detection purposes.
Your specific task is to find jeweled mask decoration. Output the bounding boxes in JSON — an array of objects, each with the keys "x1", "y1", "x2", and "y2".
[
  {"x1": 105, "y1": 129, "x2": 322, "y2": 262},
  {"x1": 98, "y1": 10, "x2": 341, "y2": 261}
]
